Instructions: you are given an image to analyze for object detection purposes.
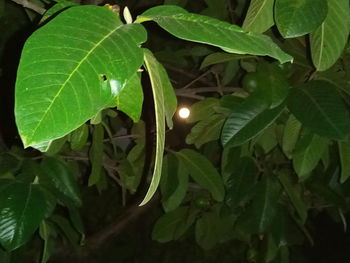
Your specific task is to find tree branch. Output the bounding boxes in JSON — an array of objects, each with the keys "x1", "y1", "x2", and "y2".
[
  {"x1": 10, "y1": 0, "x2": 46, "y2": 15},
  {"x1": 86, "y1": 193, "x2": 159, "y2": 248}
]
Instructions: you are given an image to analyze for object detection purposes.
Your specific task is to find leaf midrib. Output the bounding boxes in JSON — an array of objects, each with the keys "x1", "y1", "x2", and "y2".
[
  {"x1": 28, "y1": 24, "x2": 124, "y2": 144},
  {"x1": 177, "y1": 150, "x2": 222, "y2": 199},
  {"x1": 299, "y1": 88, "x2": 344, "y2": 138},
  {"x1": 244, "y1": 0, "x2": 269, "y2": 29}
]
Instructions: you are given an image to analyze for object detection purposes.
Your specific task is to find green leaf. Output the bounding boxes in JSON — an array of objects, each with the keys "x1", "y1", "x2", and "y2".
[
  {"x1": 40, "y1": 0, "x2": 76, "y2": 23},
  {"x1": 287, "y1": 81, "x2": 350, "y2": 140},
  {"x1": 88, "y1": 124, "x2": 104, "y2": 186},
  {"x1": 152, "y1": 206, "x2": 195, "y2": 242},
  {"x1": 39, "y1": 221, "x2": 52, "y2": 263},
  {"x1": 242, "y1": 0, "x2": 274, "y2": 33},
  {"x1": 225, "y1": 157, "x2": 257, "y2": 208},
  {"x1": 200, "y1": 52, "x2": 250, "y2": 69},
  {"x1": 50, "y1": 215, "x2": 80, "y2": 245},
  {"x1": 187, "y1": 98, "x2": 220, "y2": 123},
  {"x1": 69, "y1": 124, "x2": 89, "y2": 150},
  {"x1": 160, "y1": 154, "x2": 189, "y2": 212},
  {"x1": 40, "y1": 157, "x2": 81, "y2": 207},
  {"x1": 221, "y1": 95, "x2": 285, "y2": 147},
  {"x1": 136, "y1": 5, "x2": 292, "y2": 63},
  {"x1": 293, "y1": 133, "x2": 328, "y2": 180},
  {"x1": 236, "y1": 176, "x2": 281, "y2": 234},
  {"x1": 282, "y1": 114, "x2": 302, "y2": 159},
  {"x1": 115, "y1": 72, "x2": 143, "y2": 122},
  {"x1": 175, "y1": 149, "x2": 224, "y2": 201},
  {"x1": 195, "y1": 207, "x2": 234, "y2": 249},
  {"x1": 117, "y1": 159, "x2": 138, "y2": 193},
  {"x1": 310, "y1": 0, "x2": 350, "y2": 71},
  {"x1": 15, "y1": 6, "x2": 147, "y2": 149},
  {"x1": 144, "y1": 49, "x2": 177, "y2": 129},
  {"x1": 275, "y1": 0, "x2": 328, "y2": 38},
  {"x1": 0, "y1": 181, "x2": 55, "y2": 251},
  {"x1": 221, "y1": 146, "x2": 241, "y2": 183},
  {"x1": 186, "y1": 114, "x2": 225, "y2": 148},
  {"x1": 253, "y1": 61, "x2": 290, "y2": 108},
  {"x1": 278, "y1": 173, "x2": 308, "y2": 223},
  {"x1": 338, "y1": 141, "x2": 350, "y2": 183},
  {"x1": 140, "y1": 49, "x2": 172, "y2": 205}
]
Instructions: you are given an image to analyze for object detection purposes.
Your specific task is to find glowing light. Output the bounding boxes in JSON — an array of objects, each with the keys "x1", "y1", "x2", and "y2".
[{"x1": 178, "y1": 107, "x2": 190, "y2": 119}]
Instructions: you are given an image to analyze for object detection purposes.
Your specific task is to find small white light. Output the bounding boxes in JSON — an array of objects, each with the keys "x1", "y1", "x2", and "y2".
[{"x1": 178, "y1": 107, "x2": 190, "y2": 119}]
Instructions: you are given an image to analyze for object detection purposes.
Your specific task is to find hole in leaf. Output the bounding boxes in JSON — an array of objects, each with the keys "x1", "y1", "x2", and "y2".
[{"x1": 100, "y1": 74, "x2": 108, "y2": 81}]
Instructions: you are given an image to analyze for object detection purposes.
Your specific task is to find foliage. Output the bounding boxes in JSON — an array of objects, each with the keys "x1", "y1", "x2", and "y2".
[{"x1": 1, "y1": 0, "x2": 350, "y2": 262}]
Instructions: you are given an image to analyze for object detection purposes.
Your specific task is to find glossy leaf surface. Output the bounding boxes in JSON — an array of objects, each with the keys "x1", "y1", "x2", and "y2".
[
  {"x1": 242, "y1": 0, "x2": 274, "y2": 33},
  {"x1": 225, "y1": 157, "x2": 257, "y2": 208},
  {"x1": 0, "y1": 180, "x2": 54, "y2": 251},
  {"x1": 287, "y1": 81, "x2": 350, "y2": 140},
  {"x1": 176, "y1": 149, "x2": 225, "y2": 201},
  {"x1": 275, "y1": 0, "x2": 327, "y2": 38},
  {"x1": 236, "y1": 176, "x2": 281, "y2": 234},
  {"x1": 221, "y1": 95, "x2": 285, "y2": 147},
  {"x1": 140, "y1": 49, "x2": 174, "y2": 205},
  {"x1": 160, "y1": 154, "x2": 189, "y2": 212},
  {"x1": 293, "y1": 133, "x2": 328, "y2": 180},
  {"x1": 152, "y1": 206, "x2": 194, "y2": 242},
  {"x1": 282, "y1": 114, "x2": 302, "y2": 159},
  {"x1": 15, "y1": 6, "x2": 147, "y2": 149},
  {"x1": 115, "y1": 73, "x2": 143, "y2": 122},
  {"x1": 310, "y1": 0, "x2": 350, "y2": 71},
  {"x1": 338, "y1": 141, "x2": 350, "y2": 183},
  {"x1": 137, "y1": 5, "x2": 292, "y2": 63},
  {"x1": 40, "y1": 157, "x2": 81, "y2": 207}
]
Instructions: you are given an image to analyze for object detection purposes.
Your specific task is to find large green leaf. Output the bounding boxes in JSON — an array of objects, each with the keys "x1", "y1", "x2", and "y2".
[
  {"x1": 282, "y1": 114, "x2": 302, "y2": 159},
  {"x1": 0, "y1": 180, "x2": 55, "y2": 251},
  {"x1": 225, "y1": 157, "x2": 257, "y2": 208},
  {"x1": 160, "y1": 154, "x2": 189, "y2": 212},
  {"x1": 242, "y1": 0, "x2": 274, "y2": 33},
  {"x1": 195, "y1": 207, "x2": 234, "y2": 250},
  {"x1": 88, "y1": 124, "x2": 104, "y2": 186},
  {"x1": 187, "y1": 98, "x2": 220, "y2": 123},
  {"x1": 236, "y1": 176, "x2": 281, "y2": 234},
  {"x1": 310, "y1": 0, "x2": 350, "y2": 71},
  {"x1": 40, "y1": 157, "x2": 81, "y2": 207},
  {"x1": 136, "y1": 5, "x2": 292, "y2": 63},
  {"x1": 293, "y1": 133, "x2": 328, "y2": 180},
  {"x1": 221, "y1": 95, "x2": 285, "y2": 147},
  {"x1": 115, "y1": 73, "x2": 143, "y2": 122},
  {"x1": 287, "y1": 81, "x2": 350, "y2": 140},
  {"x1": 275, "y1": 0, "x2": 328, "y2": 38},
  {"x1": 15, "y1": 5, "x2": 147, "y2": 149},
  {"x1": 176, "y1": 149, "x2": 225, "y2": 201},
  {"x1": 152, "y1": 206, "x2": 196, "y2": 242},
  {"x1": 278, "y1": 173, "x2": 308, "y2": 223},
  {"x1": 338, "y1": 141, "x2": 350, "y2": 183},
  {"x1": 144, "y1": 50, "x2": 177, "y2": 129},
  {"x1": 186, "y1": 114, "x2": 225, "y2": 148},
  {"x1": 251, "y1": 61, "x2": 290, "y2": 108},
  {"x1": 140, "y1": 49, "x2": 176, "y2": 205}
]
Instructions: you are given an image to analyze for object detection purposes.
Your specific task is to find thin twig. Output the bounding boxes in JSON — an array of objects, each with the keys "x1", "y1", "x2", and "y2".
[
  {"x1": 180, "y1": 70, "x2": 212, "y2": 90},
  {"x1": 176, "y1": 93, "x2": 205, "y2": 100},
  {"x1": 176, "y1": 86, "x2": 243, "y2": 94},
  {"x1": 10, "y1": 0, "x2": 46, "y2": 15},
  {"x1": 164, "y1": 64, "x2": 212, "y2": 85}
]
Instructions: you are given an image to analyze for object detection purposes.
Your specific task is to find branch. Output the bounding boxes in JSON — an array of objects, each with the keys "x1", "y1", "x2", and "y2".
[
  {"x1": 175, "y1": 86, "x2": 247, "y2": 100},
  {"x1": 10, "y1": 0, "x2": 46, "y2": 15},
  {"x1": 86, "y1": 193, "x2": 159, "y2": 248}
]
